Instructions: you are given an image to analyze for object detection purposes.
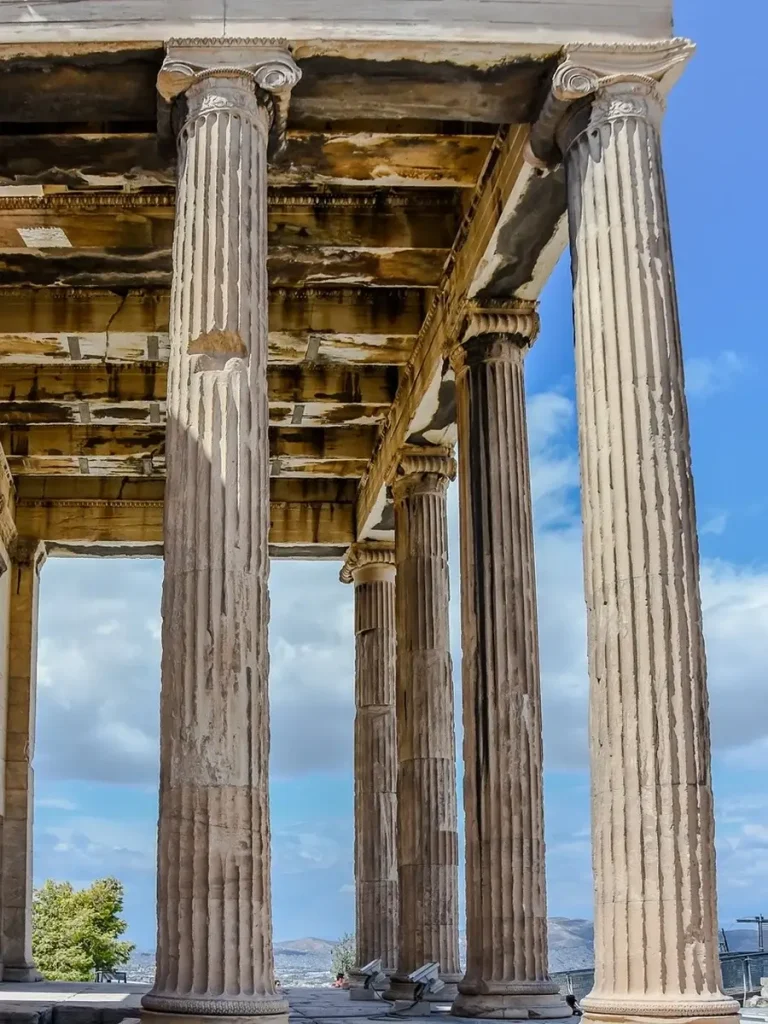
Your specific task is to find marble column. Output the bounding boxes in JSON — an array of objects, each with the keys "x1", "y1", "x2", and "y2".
[
  {"x1": 450, "y1": 309, "x2": 569, "y2": 1020},
  {"x1": 341, "y1": 544, "x2": 398, "y2": 977},
  {"x1": 553, "y1": 61, "x2": 739, "y2": 1024},
  {"x1": 143, "y1": 44, "x2": 301, "y2": 1024},
  {"x1": 386, "y1": 450, "x2": 461, "y2": 1002},
  {"x1": 2, "y1": 541, "x2": 45, "y2": 983}
]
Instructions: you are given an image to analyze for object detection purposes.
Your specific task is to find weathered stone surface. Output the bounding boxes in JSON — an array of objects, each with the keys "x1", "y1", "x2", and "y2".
[
  {"x1": 2, "y1": 541, "x2": 46, "y2": 984},
  {"x1": 142, "y1": 47, "x2": 300, "y2": 1024},
  {"x1": 386, "y1": 451, "x2": 460, "y2": 1001},
  {"x1": 342, "y1": 543, "x2": 398, "y2": 976},
  {"x1": 450, "y1": 312, "x2": 568, "y2": 1020},
  {"x1": 558, "y1": 72, "x2": 739, "y2": 1024},
  {"x1": 0, "y1": 4, "x2": 673, "y2": 45}
]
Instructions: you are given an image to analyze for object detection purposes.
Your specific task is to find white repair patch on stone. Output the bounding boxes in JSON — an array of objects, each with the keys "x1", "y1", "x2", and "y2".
[
  {"x1": 18, "y1": 3, "x2": 47, "y2": 21},
  {"x1": 17, "y1": 227, "x2": 72, "y2": 248}
]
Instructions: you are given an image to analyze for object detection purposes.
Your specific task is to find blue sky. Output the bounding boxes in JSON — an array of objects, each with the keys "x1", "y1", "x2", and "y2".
[{"x1": 33, "y1": 0, "x2": 768, "y2": 953}]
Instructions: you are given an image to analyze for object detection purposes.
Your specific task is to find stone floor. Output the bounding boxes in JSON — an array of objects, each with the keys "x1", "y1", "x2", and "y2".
[
  {"x1": 0, "y1": 980, "x2": 145, "y2": 1024},
  {"x1": 0, "y1": 985, "x2": 759, "y2": 1024},
  {"x1": 288, "y1": 986, "x2": 459, "y2": 1023},
  {"x1": 0, "y1": 984, "x2": 465, "y2": 1024}
]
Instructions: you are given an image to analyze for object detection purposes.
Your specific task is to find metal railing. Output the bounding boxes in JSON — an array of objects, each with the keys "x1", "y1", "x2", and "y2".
[
  {"x1": 552, "y1": 952, "x2": 768, "y2": 1007},
  {"x1": 94, "y1": 969, "x2": 128, "y2": 983}
]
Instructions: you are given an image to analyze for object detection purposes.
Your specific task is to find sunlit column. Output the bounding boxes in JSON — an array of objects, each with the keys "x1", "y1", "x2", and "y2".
[
  {"x1": 386, "y1": 450, "x2": 461, "y2": 1002},
  {"x1": 451, "y1": 307, "x2": 569, "y2": 1020},
  {"x1": 2, "y1": 540, "x2": 45, "y2": 983},
  {"x1": 342, "y1": 544, "x2": 398, "y2": 977},
  {"x1": 550, "y1": 51, "x2": 740, "y2": 1024},
  {"x1": 143, "y1": 44, "x2": 300, "y2": 1024}
]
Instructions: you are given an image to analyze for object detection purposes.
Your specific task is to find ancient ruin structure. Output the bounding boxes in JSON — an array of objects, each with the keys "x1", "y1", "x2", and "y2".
[{"x1": 0, "y1": 3, "x2": 739, "y2": 1024}]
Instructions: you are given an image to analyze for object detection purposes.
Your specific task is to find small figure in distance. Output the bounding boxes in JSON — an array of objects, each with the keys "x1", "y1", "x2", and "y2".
[
  {"x1": 332, "y1": 972, "x2": 346, "y2": 989},
  {"x1": 566, "y1": 994, "x2": 582, "y2": 1016}
]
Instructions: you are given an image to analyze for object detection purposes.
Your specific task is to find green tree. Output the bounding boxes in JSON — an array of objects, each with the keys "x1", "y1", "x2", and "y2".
[
  {"x1": 331, "y1": 932, "x2": 356, "y2": 978},
  {"x1": 32, "y1": 877, "x2": 135, "y2": 981}
]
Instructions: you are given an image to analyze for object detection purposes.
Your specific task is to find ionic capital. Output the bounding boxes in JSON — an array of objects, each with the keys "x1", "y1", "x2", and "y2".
[
  {"x1": 11, "y1": 538, "x2": 46, "y2": 574},
  {"x1": 526, "y1": 37, "x2": 694, "y2": 167},
  {"x1": 450, "y1": 300, "x2": 539, "y2": 373},
  {"x1": 340, "y1": 542, "x2": 396, "y2": 585},
  {"x1": 157, "y1": 38, "x2": 302, "y2": 140},
  {"x1": 0, "y1": 446, "x2": 16, "y2": 553},
  {"x1": 391, "y1": 445, "x2": 456, "y2": 503}
]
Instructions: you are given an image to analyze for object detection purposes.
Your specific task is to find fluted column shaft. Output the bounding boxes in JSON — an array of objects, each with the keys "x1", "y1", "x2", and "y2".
[
  {"x1": 144, "y1": 56, "x2": 297, "y2": 1022},
  {"x1": 1, "y1": 542, "x2": 45, "y2": 983},
  {"x1": 344, "y1": 546, "x2": 398, "y2": 973},
  {"x1": 388, "y1": 453, "x2": 461, "y2": 1000},
  {"x1": 451, "y1": 322, "x2": 568, "y2": 1020},
  {"x1": 560, "y1": 78, "x2": 738, "y2": 1024}
]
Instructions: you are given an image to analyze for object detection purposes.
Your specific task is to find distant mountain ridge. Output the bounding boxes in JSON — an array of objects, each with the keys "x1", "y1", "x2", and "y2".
[
  {"x1": 276, "y1": 922, "x2": 598, "y2": 974},
  {"x1": 721, "y1": 928, "x2": 764, "y2": 953},
  {"x1": 275, "y1": 937, "x2": 337, "y2": 955},
  {"x1": 546, "y1": 918, "x2": 595, "y2": 972},
  {"x1": 127, "y1": 921, "x2": 764, "y2": 985}
]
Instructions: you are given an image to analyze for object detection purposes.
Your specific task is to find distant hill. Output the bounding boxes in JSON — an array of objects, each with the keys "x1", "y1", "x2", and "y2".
[
  {"x1": 721, "y1": 928, "x2": 763, "y2": 953},
  {"x1": 275, "y1": 922, "x2": 597, "y2": 973},
  {"x1": 547, "y1": 918, "x2": 595, "y2": 972},
  {"x1": 275, "y1": 937, "x2": 337, "y2": 956},
  {"x1": 127, "y1": 920, "x2": 763, "y2": 989}
]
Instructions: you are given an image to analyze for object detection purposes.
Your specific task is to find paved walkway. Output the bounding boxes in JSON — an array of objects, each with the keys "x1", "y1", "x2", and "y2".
[
  {"x1": 0, "y1": 984, "x2": 759, "y2": 1024},
  {"x1": 0, "y1": 984, "x2": 460, "y2": 1024},
  {"x1": 288, "y1": 986, "x2": 457, "y2": 1023},
  {"x1": 0, "y1": 980, "x2": 145, "y2": 1024}
]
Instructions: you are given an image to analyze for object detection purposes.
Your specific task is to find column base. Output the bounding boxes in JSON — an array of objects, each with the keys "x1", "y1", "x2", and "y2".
[
  {"x1": 453, "y1": 983, "x2": 571, "y2": 1020},
  {"x1": 142, "y1": 1013, "x2": 288, "y2": 1024},
  {"x1": 3, "y1": 964, "x2": 42, "y2": 982},
  {"x1": 141, "y1": 993, "x2": 289, "y2": 1023},
  {"x1": 583, "y1": 1015, "x2": 740, "y2": 1024},
  {"x1": 580, "y1": 993, "x2": 740, "y2": 1024}
]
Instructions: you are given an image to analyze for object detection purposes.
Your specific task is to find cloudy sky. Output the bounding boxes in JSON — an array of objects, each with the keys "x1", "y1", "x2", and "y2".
[{"x1": 33, "y1": 0, "x2": 768, "y2": 952}]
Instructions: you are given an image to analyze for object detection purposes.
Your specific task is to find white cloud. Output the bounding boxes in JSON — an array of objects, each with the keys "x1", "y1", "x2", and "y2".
[
  {"x1": 685, "y1": 350, "x2": 745, "y2": 398},
  {"x1": 37, "y1": 798, "x2": 77, "y2": 811},
  {"x1": 717, "y1": 793, "x2": 768, "y2": 825},
  {"x1": 719, "y1": 736, "x2": 768, "y2": 772},
  {"x1": 36, "y1": 561, "x2": 161, "y2": 785},
  {"x1": 272, "y1": 826, "x2": 346, "y2": 876},
  {"x1": 94, "y1": 620, "x2": 121, "y2": 637},
  {"x1": 716, "y1": 817, "x2": 768, "y2": 894},
  {"x1": 36, "y1": 556, "x2": 355, "y2": 784},
  {"x1": 95, "y1": 721, "x2": 156, "y2": 762},
  {"x1": 701, "y1": 512, "x2": 729, "y2": 536},
  {"x1": 38, "y1": 815, "x2": 156, "y2": 875},
  {"x1": 527, "y1": 391, "x2": 581, "y2": 528},
  {"x1": 268, "y1": 562, "x2": 355, "y2": 777},
  {"x1": 700, "y1": 559, "x2": 768, "y2": 761}
]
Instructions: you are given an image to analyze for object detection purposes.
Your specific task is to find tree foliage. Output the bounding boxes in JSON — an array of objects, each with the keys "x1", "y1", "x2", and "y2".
[
  {"x1": 32, "y1": 877, "x2": 135, "y2": 981},
  {"x1": 331, "y1": 932, "x2": 356, "y2": 977}
]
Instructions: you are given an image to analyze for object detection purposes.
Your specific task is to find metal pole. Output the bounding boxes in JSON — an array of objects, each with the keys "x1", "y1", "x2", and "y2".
[{"x1": 743, "y1": 959, "x2": 749, "y2": 1004}]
